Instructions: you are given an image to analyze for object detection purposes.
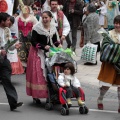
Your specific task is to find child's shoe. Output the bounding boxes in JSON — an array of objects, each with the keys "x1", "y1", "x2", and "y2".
[
  {"x1": 67, "y1": 98, "x2": 72, "y2": 106},
  {"x1": 97, "y1": 98, "x2": 103, "y2": 110},
  {"x1": 77, "y1": 97, "x2": 85, "y2": 106}
]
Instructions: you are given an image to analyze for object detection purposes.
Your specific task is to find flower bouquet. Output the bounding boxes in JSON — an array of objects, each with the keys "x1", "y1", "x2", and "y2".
[{"x1": 4, "y1": 39, "x2": 18, "y2": 52}]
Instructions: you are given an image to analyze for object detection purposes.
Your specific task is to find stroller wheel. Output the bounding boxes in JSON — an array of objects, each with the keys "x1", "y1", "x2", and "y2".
[
  {"x1": 84, "y1": 106, "x2": 89, "y2": 114},
  {"x1": 60, "y1": 107, "x2": 69, "y2": 115},
  {"x1": 79, "y1": 106, "x2": 85, "y2": 114},
  {"x1": 66, "y1": 109, "x2": 69, "y2": 115},
  {"x1": 45, "y1": 103, "x2": 53, "y2": 110}
]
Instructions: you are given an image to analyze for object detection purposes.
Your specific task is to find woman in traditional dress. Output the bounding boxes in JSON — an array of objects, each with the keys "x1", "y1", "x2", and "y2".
[
  {"x1": 106, "y1": 0, "x2": 120, "y2": 30},
  {"x1": 97, "y1": 15, "x2": 120, "y2": 113},
  {"x1": 26, "y1": 11, "x2": 62, "y2": 103},
  {"x1": 16, "y1": 5, "x2": 38, "y2": 69},
  {"x1": 97, "y1": 1, "x2": 107, "y2": 28}
]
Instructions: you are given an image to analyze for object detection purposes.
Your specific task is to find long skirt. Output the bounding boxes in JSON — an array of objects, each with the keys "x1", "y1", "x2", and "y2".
[
  {"x1": 7, "y1": 49, "x2": 24, "y2": 75},
  {"x1": 26, "y1": 46, "x2": 48, "y2": 98},
  {"x1": 17, "y1": 32, "x2": 31, "y2": 67},
  {"x1": 11, "y1": 57, "x2": 24, "y2": 75},
  {"x1": 98, "y1": 62, "x2": 120, "y2": 86}
]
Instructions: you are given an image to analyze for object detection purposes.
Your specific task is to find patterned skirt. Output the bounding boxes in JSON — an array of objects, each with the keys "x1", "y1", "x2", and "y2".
[
  {"x1": 17, "y1": 32, "x2": 31, "y2": 63},
  {"x1": 26, "y1": 46, "x2": 48, "y2": 98}
]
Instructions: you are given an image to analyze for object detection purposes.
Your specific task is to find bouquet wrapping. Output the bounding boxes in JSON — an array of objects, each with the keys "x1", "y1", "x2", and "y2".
[
  {"x1": 49, "y1": 47, "x2": 73, "y2": 57},
  {"x1": 4, "y1": 39, "x2": 18, "y2": 52}
]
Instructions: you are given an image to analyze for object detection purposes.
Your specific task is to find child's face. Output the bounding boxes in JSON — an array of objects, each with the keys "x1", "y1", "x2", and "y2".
[
  {"x1": 114, "y1": 22, "x2": 120, "y2": 33},
  {"x1": 64, "y1": 68, "x2": 71, "y2": 75}
]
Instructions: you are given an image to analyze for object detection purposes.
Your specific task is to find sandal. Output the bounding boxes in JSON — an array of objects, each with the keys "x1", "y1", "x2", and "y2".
[
  {"x1": 98, "y1": 103, "x2": 103, "y2": 110},
  {"x1": 97, "y1": 99, "x2": 103, "y2": 110}
]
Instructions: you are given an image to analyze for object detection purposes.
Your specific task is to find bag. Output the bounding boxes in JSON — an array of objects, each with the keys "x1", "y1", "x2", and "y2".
[{"x1": 80, "y1": 43, "x2": 98, "y2": 64}]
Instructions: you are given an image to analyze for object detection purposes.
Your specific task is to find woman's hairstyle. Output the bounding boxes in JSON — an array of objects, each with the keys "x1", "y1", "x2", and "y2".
[
  {"x1": 10, "y1": 16, "x2": 15, "y2": 24},
  {"x1": 42, "y1": 11, "x2": 53, "y2": 18},
  {"x1": 114, "y1": 15, "x2": 120, "y2": 24},
  {"x1": 64, "y1": 62, "x2": 75, "y2": 75},
  {"x1": 87, "y1": 3, "x2": 96, "y2": 13}
]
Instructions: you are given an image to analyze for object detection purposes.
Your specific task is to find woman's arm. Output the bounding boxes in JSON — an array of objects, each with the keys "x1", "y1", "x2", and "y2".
[
  {"x1": 52, "y1": 33, "x2": 61, "y2": 47},
  {"x1": 31, "y1": 30, "x2": 46, "y2": 50}
]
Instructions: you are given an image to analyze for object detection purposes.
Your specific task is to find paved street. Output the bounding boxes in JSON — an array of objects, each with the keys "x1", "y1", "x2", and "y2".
[{"x1": 0, "y1": 31, "x2": 120, "y2": 120}]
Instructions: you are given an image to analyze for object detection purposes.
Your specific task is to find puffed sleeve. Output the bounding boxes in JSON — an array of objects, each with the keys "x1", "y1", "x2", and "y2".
[
  {"x1": 31, "y1": 30, "x2": 46, "y2": 50},
  {"x1": 52, "y1": 33, "x2": 61, "y2": 47}
]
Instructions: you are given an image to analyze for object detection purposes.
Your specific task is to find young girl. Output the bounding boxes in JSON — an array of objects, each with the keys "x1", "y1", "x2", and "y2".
[
  {"x1": 58, "y1": 62, "x2": 85, "y2": 106},
  {"x1": 7, "y1": 16, "x2": 24, "y2": 75}
]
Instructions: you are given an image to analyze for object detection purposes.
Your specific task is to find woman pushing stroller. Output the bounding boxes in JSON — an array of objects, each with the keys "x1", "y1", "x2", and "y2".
[
  {"x1": 26, "y1": 10, "x2": 62, "y2": 103},
  {"x1": 58, "y1": 62, "x2": 85, "y2": 106}
]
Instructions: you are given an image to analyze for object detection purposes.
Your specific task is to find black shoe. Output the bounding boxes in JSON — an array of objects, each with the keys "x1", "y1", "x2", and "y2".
[
  {"x1": 84, "y1": 61, "x2": 97, "y2": 65},
  {"x1": 10, "y1": 102, "x2": 23, "y2": 111},
  {"x1": 33, "y1": 98, "x2": 41, "y2": 104}
]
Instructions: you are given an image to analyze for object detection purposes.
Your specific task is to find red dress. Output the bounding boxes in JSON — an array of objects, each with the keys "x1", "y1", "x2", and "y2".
[{"x1": 26, "y1": 46, "x2": 48, "y2": 98}]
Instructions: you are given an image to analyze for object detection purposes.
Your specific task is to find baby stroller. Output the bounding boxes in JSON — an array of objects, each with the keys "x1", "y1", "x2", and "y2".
[{"x1": 45, "y1": 50, "x2": 89, "y2": 115}]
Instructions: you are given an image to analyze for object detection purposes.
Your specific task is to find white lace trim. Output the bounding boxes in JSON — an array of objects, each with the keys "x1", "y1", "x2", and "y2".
[
  {"x1": 33, "y1": 22, "x2": 58, "y2": 47},
  {"x1": 17, "y1": 14, "x2": 37, "y2": 26},
  {"x1": 37, "y1": 49, "x2": 47, "y2": 80}
]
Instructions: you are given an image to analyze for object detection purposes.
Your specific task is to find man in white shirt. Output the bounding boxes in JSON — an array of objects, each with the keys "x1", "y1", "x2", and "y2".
[
  {"x1": 0, "y1": 12, "x2": 23, "y2": 111},
  {"x1": 50, "y1": 0, "x2": 71, "y2": 48}
]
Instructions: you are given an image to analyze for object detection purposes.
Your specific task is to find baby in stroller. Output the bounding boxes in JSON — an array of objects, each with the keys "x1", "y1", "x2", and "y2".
[
  {"x1": 58, "y1": 62, "x2": 85, "y2": 106},
  {"x1": 46, "y1": 50, "x2": 88, "y2": 115}
]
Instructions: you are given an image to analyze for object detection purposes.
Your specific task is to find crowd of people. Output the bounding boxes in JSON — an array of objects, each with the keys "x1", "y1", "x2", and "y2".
[{"x1": 0, "y1": 0, "x2": 120, "y2": 113}]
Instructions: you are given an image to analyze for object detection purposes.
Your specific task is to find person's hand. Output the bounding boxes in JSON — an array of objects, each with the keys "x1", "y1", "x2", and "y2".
[
  {"x1": 58, "y1": 44, "x2": 62, "y2": 48},
  {"x1": 1, "y1": 50, "x2": 7, "y2": 56},
  {"x1": 45, "y1": 45, "x2": 50, "y2": 50},
  {"x1": 36, "y1": 43, "x2": 41, "y2": 49},
  {"x1": 15, "y1": 43, "x2": 22, "y2": 49},
  {"x1": 61, "y1": 35, "x2": 66, "y2": 41},
  {"x1": 71, "y1": 9, "x2": 74, "y2": 13},
  {"x1": 65, "y1": 81, "x2": 70, "y2": 87}
]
